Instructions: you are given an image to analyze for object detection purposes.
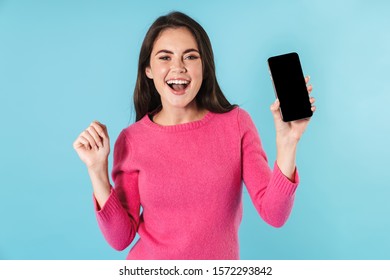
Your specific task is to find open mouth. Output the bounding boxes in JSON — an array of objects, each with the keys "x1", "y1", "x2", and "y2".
[{"x1": 166, "y1": 79, "x2": 190, "y2": 91}]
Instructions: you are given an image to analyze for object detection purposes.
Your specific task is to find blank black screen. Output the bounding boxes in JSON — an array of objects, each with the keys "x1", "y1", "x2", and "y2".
[{"x1": 268, "y1": 52, "x2": 312, "y2": 122}]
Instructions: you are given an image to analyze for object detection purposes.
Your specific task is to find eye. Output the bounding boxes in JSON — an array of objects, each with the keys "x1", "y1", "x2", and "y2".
[
  {"x1": 185, "y1": 54, "x2": 200, "y2": 60},
  {"x1": 159, "y1": 56, "x2": 170, "y2": 61}
]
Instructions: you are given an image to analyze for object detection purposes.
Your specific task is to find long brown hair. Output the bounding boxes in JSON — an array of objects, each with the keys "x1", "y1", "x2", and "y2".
[{"x1": 134, "y1": 11, "x2": 236, "y2": 121}]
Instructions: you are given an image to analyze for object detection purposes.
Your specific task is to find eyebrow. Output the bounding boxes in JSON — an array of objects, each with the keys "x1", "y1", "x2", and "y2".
[{"x1": 155, "y1": 48, "x2": 200, "y2": 56}]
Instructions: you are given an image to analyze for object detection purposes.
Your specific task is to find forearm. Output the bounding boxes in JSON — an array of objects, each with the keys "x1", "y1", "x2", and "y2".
[
  {"x1": 276, "y1": 137, "x2": 298, "y2": 181},
  {"x1": 87, "y1": 162, "x2": 111, "y2": 209}
]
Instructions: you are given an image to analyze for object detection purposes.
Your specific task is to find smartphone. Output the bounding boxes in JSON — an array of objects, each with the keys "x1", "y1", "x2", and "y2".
[{"x1": 267, "y1": 52, "x2": 312, "y2": 122}]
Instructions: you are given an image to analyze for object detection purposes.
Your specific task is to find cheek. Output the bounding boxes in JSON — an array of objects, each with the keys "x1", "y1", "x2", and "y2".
[
  {"x1": 156, "y1": 65, "x2": 169, "y2": 75},
  {"x1": 191, "y1": 63, "x2": 203, "y2": 81},
  {"x1": 149, "y1": 62, "x2": 168, "y2": 77}
]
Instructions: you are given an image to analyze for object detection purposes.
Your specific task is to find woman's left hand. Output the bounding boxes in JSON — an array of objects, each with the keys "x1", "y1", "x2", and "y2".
[{"x1": 270, "y1": 75, "x2": 316, "y2": 144}]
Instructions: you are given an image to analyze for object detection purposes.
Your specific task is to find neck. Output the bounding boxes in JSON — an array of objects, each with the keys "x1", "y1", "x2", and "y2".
[{"x1": 153, "y1": 105, "x2": 208, "y2": 126}]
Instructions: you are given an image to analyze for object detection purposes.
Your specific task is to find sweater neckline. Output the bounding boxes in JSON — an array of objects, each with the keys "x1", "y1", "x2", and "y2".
[{"x1": 141, "y1": 110, "x2": 215, "y2": 132}]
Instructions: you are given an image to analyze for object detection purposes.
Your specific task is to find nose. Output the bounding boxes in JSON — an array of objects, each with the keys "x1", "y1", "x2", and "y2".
[{"x1": 171, "y1": 58, "x2": 187, "y2": 73}]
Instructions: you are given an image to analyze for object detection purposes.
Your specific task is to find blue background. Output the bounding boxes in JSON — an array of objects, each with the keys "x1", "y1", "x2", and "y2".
[{"x1": 1, "y1": 0, "x2": 389, "y2": 259}]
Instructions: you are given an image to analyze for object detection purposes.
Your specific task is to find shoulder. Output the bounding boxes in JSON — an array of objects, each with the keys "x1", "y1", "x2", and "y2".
[
  {"x1": 209, "y1": 106, "x2": 256, "y2": 137},
  {"x1": 236, "y1": 106, "x2": 253, "y2": 122},
  {"x1": 211, "y1": 106, "x2": 251, "y2": 122},
  {"x1": 231, "y1": 107, "x2": 259, "y2": 136},
  {"x1": 214, "y1": 106, "x2": 252, "y2": 120},
  {"x1": 119, "y1": 115, "x2": 149, "y2": 139},
  {"x1": 217, "y1": 106, "x2": 254, "y2": 127}
]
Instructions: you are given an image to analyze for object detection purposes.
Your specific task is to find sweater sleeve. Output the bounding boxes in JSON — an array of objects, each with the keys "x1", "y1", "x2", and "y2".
[
  {"x1": 93, "y1": 130, "x2": 140, "y2": 250},
  {"x1": 238, "y1": 108, "x2": 299, "y2": 228}
]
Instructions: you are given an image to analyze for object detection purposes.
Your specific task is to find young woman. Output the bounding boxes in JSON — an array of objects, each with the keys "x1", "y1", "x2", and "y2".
[{"x1": 73, "y1": 11, "x2": 316, "y2": 259}]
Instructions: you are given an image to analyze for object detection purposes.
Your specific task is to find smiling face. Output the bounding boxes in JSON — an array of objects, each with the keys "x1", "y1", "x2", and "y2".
[{"x1": 145, "y1": 27, "x2": 203, "y2": 113}]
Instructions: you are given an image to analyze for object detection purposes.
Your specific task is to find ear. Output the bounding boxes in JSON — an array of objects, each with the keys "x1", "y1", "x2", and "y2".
[{"x1": 145, "y1": 66, "x2": 153, "y2": 79}]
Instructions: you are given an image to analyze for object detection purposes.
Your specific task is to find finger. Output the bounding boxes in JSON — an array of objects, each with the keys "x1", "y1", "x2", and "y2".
[
  {"x1": 307, "y1": 84, "x2": 313, "y2": 94},
  {"x1": 79, "y1": 135, "x2": 92, "y2": 150},
  {"x1": 91, "y1": 121, "x2": 109, "y2": 147},
  {"x1": 305, "y1": 75, "x2": 310, "y2": 84},
  {"x1": 270, "y1": 99, "x2": 281, "y2": 121},
  {"x1": 82, "y1": 130, "x2": 98, "y2": 151},
  {"x1": 87, "y1": 125, "x2": 103, "y2": 148},
  {"x1": 310, "y1": 97, "x2": 315, "y2": 104},
  {"x1": 73, "y1": 135, "x2": 92, "y2": 150},
  {"x1": 93, "y1": 120, "x2": 106, "y2": 129},
  {"x1": 270, "y1": 98, "x2": 280, "y2": 111},
  {"x1": 91, "y1": 121, "x2": 107, "y2": 138},
  {"x1": 311, "y1": 105, "x2": 316, "y2": 112},
  {"x1": 73, "y1": 137, "x2": 85, "y2": 150}
]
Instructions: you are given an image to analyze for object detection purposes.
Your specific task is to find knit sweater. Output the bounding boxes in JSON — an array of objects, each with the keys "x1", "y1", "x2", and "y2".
[{"x1": 94, "y1": 107, "x2": 299, "y2": 259}]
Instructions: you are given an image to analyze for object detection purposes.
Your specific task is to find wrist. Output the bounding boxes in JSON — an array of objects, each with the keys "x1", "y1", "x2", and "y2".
[
  {"x1": 87, "y1": 162, "x2": 110, "y2": 185},
  {"x1": 87, "y1": 160, "x2": 108, "y2": 174},
  {"x1": 276, "y1": 136, "x2": 298, "y2": 151},
  {"x1": 276, "y1": 138, "x2": 298, "y2": 181},
  {"x1": 87, "y1": 163, "x2": 111, "y2": 209}
]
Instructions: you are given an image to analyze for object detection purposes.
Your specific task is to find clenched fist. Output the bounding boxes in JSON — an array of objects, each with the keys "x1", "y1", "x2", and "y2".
[{"x1": 73, "y1": 121, "x2": 110, "y2": 171}]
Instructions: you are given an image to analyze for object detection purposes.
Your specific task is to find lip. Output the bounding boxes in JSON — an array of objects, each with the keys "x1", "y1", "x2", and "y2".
[
  {"x1": 165, "y1": 77, "x2": 191, "y2": 83},
  {"x1": 166, "y1": 84, "x2": 188, "y2": 95},
  {"x1": 165, "y1": 78, "x2": 191, "y2": 95}
]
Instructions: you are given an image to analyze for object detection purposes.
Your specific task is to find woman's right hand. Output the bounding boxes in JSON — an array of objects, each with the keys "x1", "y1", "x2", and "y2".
[{"x1": 73, "y1": 121, "x2": 110, "y2": 171}]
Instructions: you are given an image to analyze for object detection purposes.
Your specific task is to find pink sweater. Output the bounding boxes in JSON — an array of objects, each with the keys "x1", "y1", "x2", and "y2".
[{"x1": 94, "y1": 107, "x2": 299, "y2": 259}]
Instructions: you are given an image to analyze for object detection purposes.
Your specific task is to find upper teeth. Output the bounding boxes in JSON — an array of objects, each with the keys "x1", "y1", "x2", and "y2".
[{"x1": 167, "y1": 80, "x2": 189, "y2": 85}]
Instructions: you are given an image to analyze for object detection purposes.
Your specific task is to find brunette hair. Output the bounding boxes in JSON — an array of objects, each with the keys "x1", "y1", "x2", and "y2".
[{"x1": 134, "y1": 11, "x2": 236, "y2": 121}]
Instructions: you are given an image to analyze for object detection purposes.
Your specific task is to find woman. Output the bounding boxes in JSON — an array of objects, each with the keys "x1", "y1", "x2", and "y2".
[{"x1": 73, "y1": 11, "x2": 316, "y2": 259}]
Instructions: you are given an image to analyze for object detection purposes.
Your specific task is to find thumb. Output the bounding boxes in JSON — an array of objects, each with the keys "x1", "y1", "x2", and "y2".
[
  {"x1": 101, "y1": 128, "x2": 110, "y2": 147},
  {"x1": 270, "y1": 99, "x2": 281, "y2": 121}
]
